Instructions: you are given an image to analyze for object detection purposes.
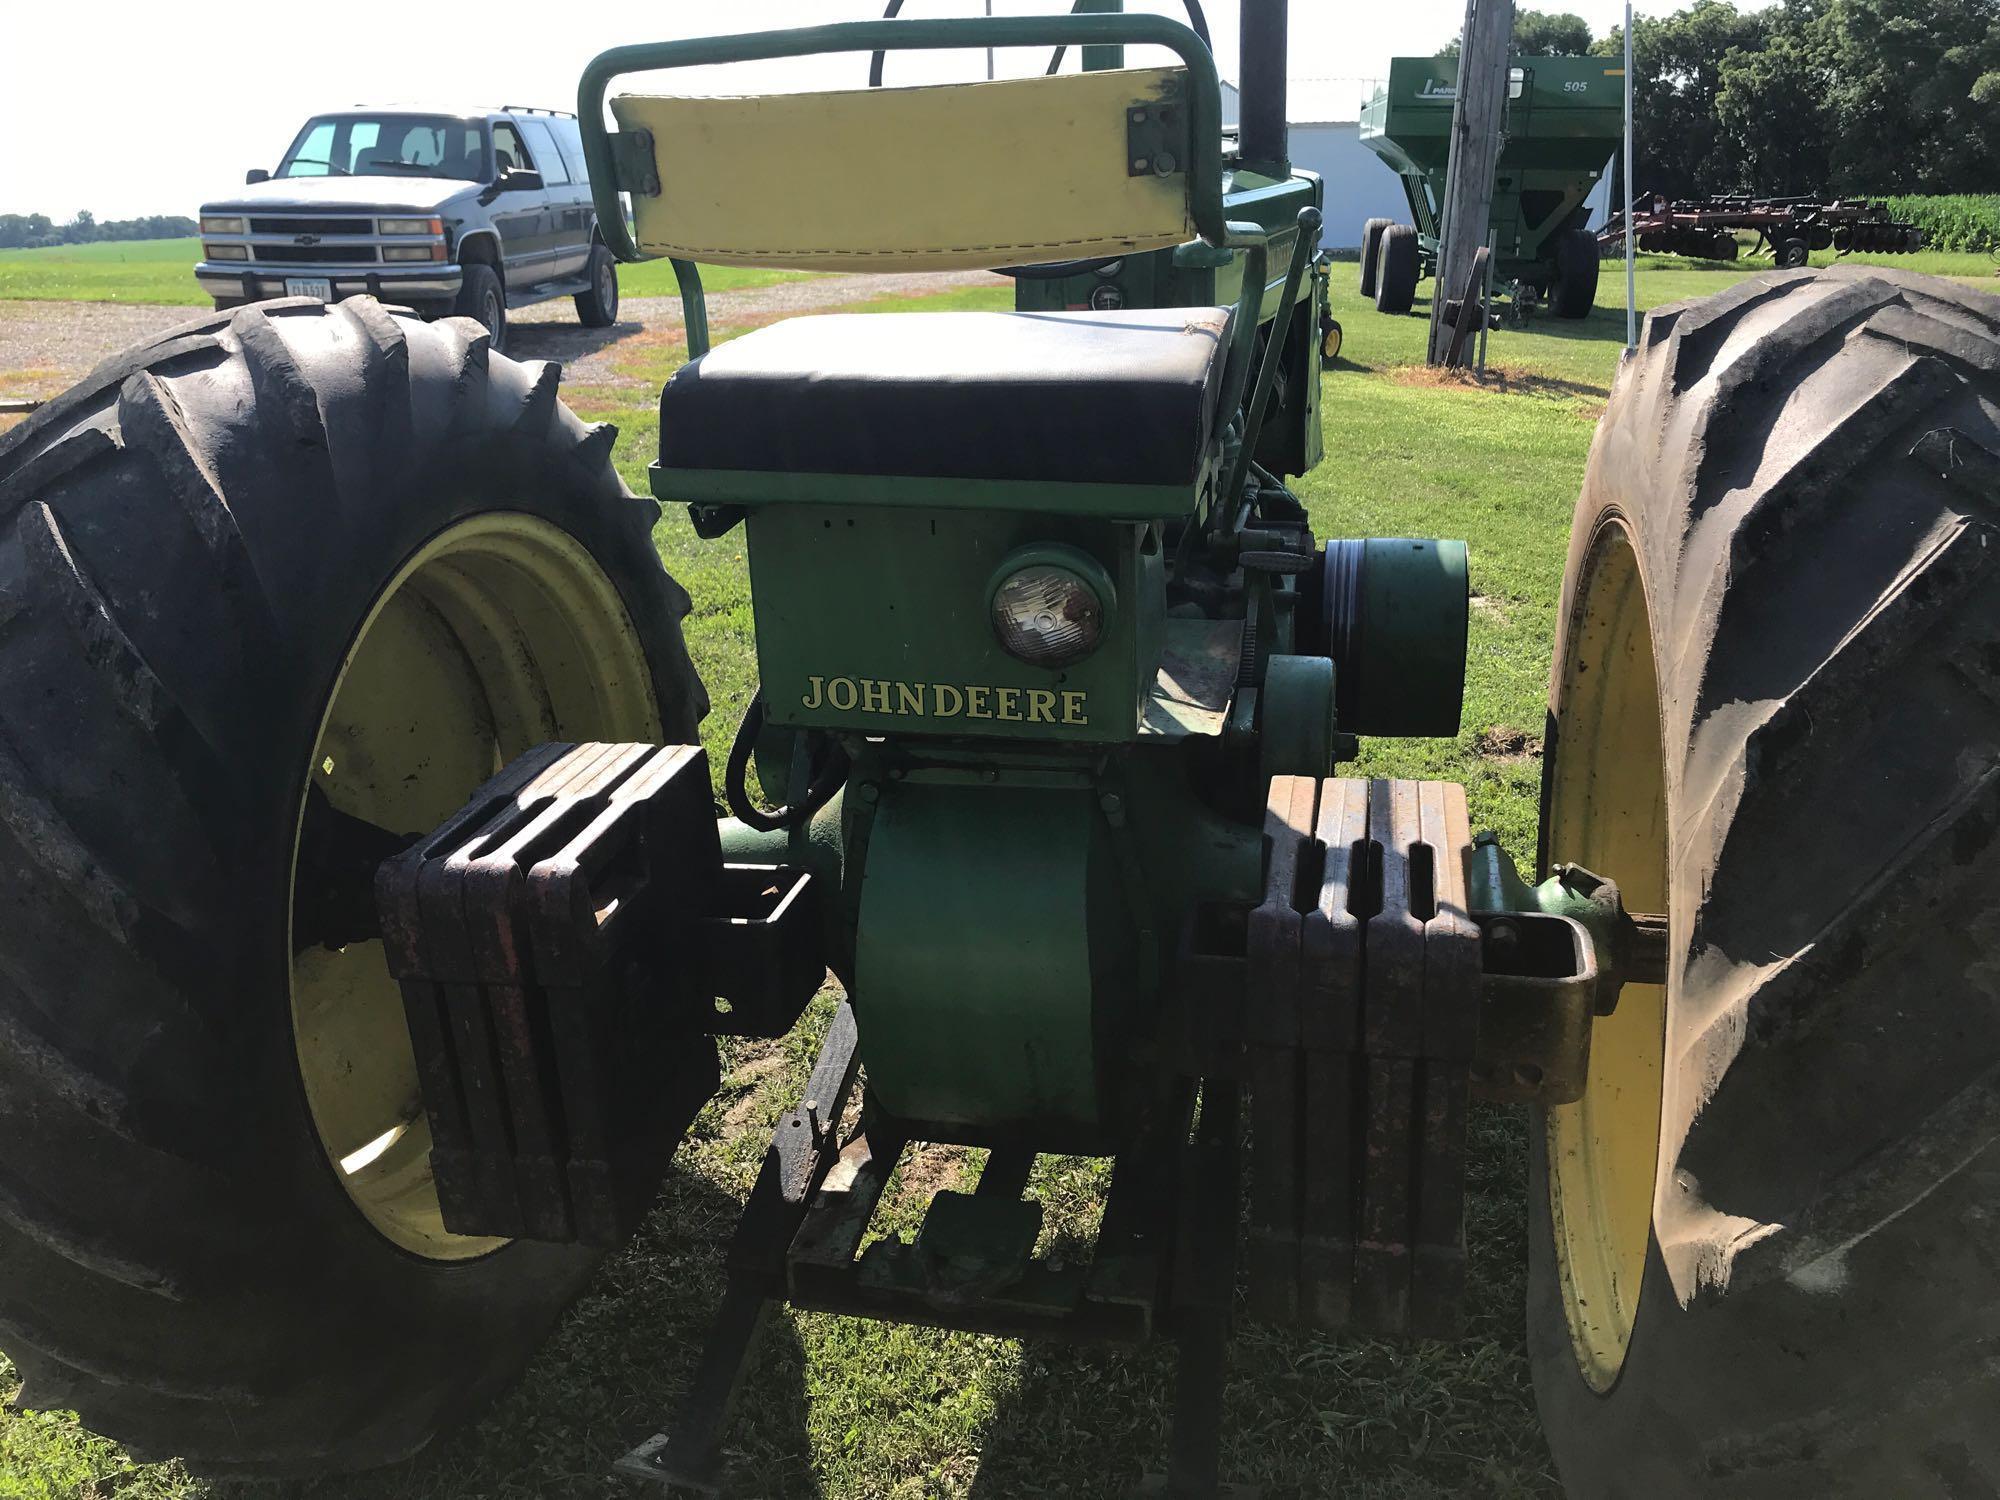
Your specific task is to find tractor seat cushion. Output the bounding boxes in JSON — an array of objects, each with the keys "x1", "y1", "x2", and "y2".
[{"x1": 657, "y1": 307, "x2": 1234, "y2": 489}]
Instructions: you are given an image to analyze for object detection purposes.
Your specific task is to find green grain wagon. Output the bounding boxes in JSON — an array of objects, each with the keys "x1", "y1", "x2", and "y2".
[{"x1": 1359, "y1": 53, "x2": 1624, "y2": 317}]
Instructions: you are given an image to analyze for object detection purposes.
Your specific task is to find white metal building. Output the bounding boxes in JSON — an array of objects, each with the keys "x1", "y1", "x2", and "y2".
[{"x1": 1221, "y1": 77, "x2": 1407, "y2": 251}]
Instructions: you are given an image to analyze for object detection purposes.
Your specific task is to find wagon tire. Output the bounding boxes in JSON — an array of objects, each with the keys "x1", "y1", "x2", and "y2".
[
  {"x1": 0, "y1": 297, "x2": 709, "y2": 1470},
  {"x1": 1374, "y1": 223, "x2": 1420, "y2": 315},
  {"x1": 1530, "y1": 266, "x2": 2000, "y2": 1497},
  {"x1": 1358, "y1": 216, "x2": 1393, "y2": 299},
  {"x1": 1550, "y1": 227, "x2": 1600, "y2": 318}
]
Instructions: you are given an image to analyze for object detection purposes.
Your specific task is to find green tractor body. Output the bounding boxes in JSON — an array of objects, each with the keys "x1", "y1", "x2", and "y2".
[
  {"x1": 685, "y1": 306, "x2": 1279, "y2": 1148},
  {"x1": 676, "y1": 306, "x2": 1457, "y2": 1149},
  {"x1": 625, "y1": 25, "x2": 1442, "y2": 1155}
]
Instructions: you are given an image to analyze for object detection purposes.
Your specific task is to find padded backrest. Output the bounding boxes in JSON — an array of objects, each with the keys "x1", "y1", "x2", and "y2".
[{"x1": 609, "y1": 66, "x2": 1196, "y2": 273}]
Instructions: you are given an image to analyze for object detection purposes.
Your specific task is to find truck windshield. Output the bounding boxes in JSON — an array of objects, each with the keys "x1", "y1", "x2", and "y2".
[{"x1": 277, "y1": 115, "x2": 486, "y2": 180}]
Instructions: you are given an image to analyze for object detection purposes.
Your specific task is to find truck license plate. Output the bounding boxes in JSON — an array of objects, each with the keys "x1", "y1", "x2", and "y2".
[{"x1": 284, "y1": 277, "x2": 334, "y2": 301}]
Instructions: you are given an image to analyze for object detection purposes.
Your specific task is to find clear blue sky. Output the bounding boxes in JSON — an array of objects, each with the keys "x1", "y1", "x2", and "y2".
[{"x1": 3, "y1": 0, "x2": 1710, "y2": 220}]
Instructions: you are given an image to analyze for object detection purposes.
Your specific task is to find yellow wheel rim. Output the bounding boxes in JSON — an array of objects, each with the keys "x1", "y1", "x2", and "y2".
[
  {"x1": 1542, "y1": 518, "x2": 1669, "y2": 1390},
  {"x1": 290, "y1": 514, "x2": 661, "y2": 1260}
]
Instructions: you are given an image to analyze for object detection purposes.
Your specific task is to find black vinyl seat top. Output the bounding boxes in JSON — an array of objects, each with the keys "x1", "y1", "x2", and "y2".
[{"x1": 656, "y1": 307, "x2": 1235, "y2": 489}]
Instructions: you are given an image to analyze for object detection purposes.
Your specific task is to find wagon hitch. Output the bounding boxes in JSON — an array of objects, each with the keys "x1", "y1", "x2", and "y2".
[{"x1": 1467, "y1": 833, "x2": 1668, "y2": 1106}]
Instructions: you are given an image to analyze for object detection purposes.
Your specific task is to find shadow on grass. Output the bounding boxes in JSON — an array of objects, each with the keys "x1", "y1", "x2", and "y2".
[
  {"x1": 1501, "y1": 306, "x2": 1632, "y2": 348},
  {"x1": 257, "y1": 1167, "x2": 822, "y2": 1500},
  {"x1": 963, "y1": 1107, "x2": 1559, "y2": 1500},
  {"x1": 1388, "y1": 365, "x2": 1612, "y2": 404}
]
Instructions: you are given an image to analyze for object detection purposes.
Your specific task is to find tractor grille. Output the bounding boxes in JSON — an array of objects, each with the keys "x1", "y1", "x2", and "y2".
[
  {"x1": 256, "y1": 243, "x2": 379, "y2": 264},
  {"x1": 248, "y1": 215, "x2": 374, "y2": 236}
]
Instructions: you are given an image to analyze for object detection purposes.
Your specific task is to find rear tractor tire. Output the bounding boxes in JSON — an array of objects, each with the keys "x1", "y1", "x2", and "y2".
[
  {"x1": 0, "y1": 298, "x2": 709, "y2": 1469},
  {"x1": 1374, "y1": 223, "x2": 1420, "y2": 315},
  {"x1": 1357, "y1": 216, "x2": 1393, "y2": 299},
  {"x1": 1531, "y1": 266, "x2": 2000, "y2": 1496}
]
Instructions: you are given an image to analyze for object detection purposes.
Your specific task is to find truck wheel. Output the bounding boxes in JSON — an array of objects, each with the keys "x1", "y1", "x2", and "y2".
[
  {"x1": 1531, "y1": 267, "x2": 2000, "y2": 1496},
  {"x1": 1374, "y1": 224, "x2": 1419, "y2": 315},
  {"x1": 0, "y1": 298, "x2": 708, "y2": 1469},
  {"x1": 454, "y1": 261, "x2": 508, "y2": 353},
  {"x1": 574, "y1": 242, "x2": 621, "y2": 329},
  {"x1": 1549, "y1": 228, "x2": 1599, "y2": 319},
  {"x1": 1357, "y1": 217, "x2": 1393, "y2": 299}
]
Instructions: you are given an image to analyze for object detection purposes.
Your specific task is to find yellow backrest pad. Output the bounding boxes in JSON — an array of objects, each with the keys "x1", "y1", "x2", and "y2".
[{"x1": 611, "y1": 66, "x2": 1194, "y2": 273}]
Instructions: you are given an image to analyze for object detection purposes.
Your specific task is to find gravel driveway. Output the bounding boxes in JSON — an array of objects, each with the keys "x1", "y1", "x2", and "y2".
[{"x1": 0, "y1": 269, "x2": 1005, "y2": 409}]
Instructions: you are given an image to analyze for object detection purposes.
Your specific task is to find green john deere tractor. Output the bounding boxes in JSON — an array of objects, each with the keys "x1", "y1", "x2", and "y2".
[{"x1": 3, "y1": 5, "x2": 1999, "y2": 1496}]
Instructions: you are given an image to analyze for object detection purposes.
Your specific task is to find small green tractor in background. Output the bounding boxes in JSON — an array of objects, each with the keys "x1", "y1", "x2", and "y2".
[
  {"x1": 1358, "y1": 53, "x2": 1624, "y2": 319},
  {"x1": 1, "y1": 4, "x2": 1997, "y2": 1497}
]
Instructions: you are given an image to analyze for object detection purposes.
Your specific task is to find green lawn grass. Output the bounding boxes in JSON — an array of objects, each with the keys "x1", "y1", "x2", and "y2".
[
  {"x1": 0, "y1": 238, "x2": 805, "y2": 305},
  {"x1": 0, "y1": 249, "x2": 1974, "y2": 1498}
]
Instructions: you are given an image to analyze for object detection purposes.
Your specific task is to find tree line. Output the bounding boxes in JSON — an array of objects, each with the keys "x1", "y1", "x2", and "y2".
[
  {"x1": 1449, "y1": 0, "x2": 2000, "y2": 199},
  {"x1": 0, "y1": 212, "x2": 199, "y2": 251}
]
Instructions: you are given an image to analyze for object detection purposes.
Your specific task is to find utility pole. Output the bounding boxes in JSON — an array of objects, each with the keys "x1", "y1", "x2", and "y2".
[
  {"x1": 1427, "y1": 0, "x2": 1515, "y2": 366},
  {"x1": 1624, "y1": 0, "x2": 1636, "y2": 351}
]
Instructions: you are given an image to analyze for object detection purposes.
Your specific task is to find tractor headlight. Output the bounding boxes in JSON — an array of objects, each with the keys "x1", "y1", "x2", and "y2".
[
  {"x1": 988, "y1": 547, "x2": 1113, "y2": 667},
  {"x1": 199, "y1": 215, "x2": 246, "y2": 234}
]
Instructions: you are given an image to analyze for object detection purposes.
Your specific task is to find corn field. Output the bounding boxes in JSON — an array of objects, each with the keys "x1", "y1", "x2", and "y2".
[{"x1": 1883, "y1": 194, "x2": 2000, "y2": 254}]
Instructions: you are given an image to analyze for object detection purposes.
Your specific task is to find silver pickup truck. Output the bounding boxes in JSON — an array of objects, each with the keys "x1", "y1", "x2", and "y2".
[{"x1": 196, "y1": 105, "x2": 618, "y2": 351}]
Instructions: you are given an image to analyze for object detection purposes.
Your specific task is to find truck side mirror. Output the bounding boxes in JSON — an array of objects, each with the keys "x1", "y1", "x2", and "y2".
[
  {"x1": 246, "y1": 168, "x2": 271, "y2": 185},
  {"x1": 480, "y1": 166, "x2": 544, "y2": 205}
]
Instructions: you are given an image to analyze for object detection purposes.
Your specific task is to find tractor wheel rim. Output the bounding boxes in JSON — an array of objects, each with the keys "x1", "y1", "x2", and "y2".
[
  {"x1": 1542, "y1": 516, "x2": 1669, "y2": 1390},
  {"x1": 289, "y1": 512, "x2": 660, "y2": 1259}
]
